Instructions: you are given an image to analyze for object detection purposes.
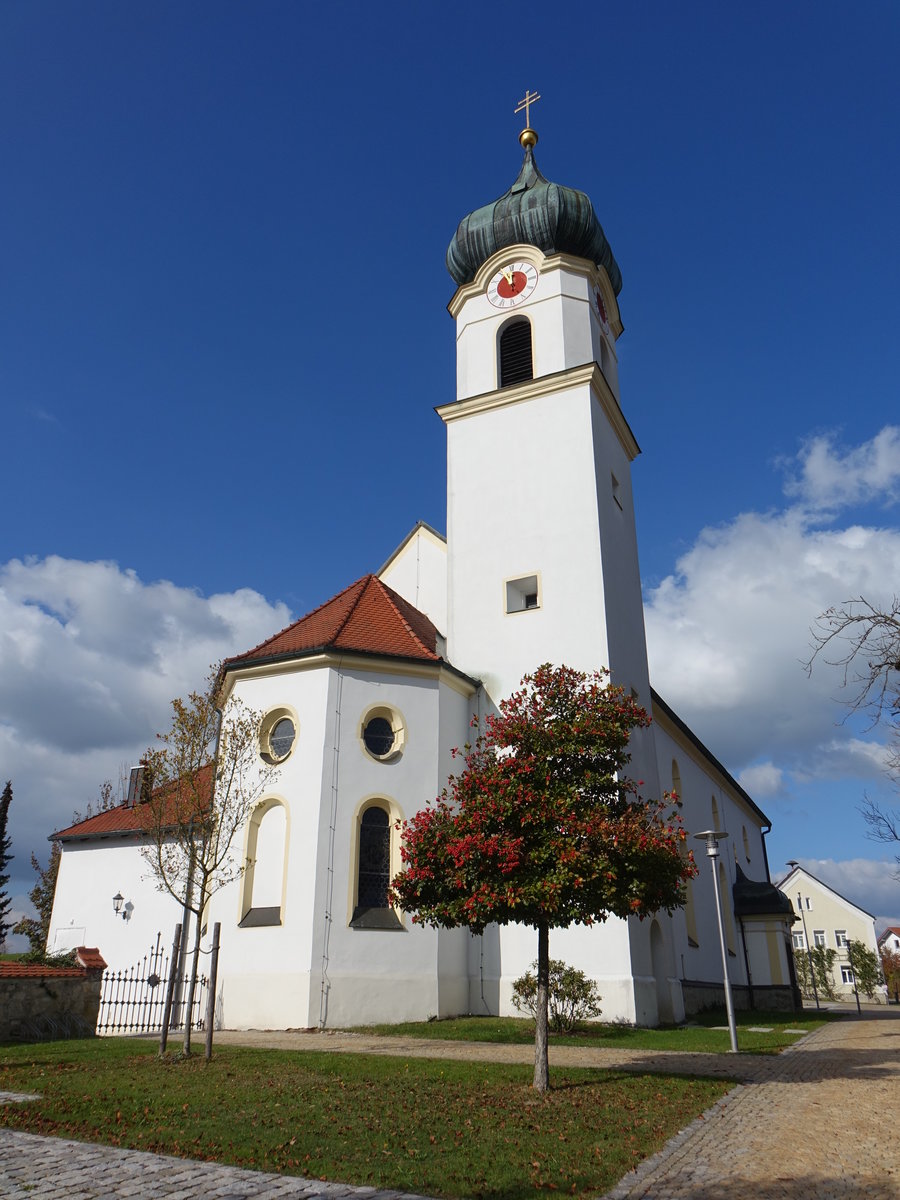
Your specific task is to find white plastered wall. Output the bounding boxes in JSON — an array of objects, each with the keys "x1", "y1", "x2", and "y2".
[
  {"x1": 208, "y1": 664, "x2": 332, "y2": 1030},
  {"x1": 49, "y1": 836, "x2": 185, "y2": 972},
  {"x1": 304, "y1": 663, "x2": 475, "y2": 1028},
  {"x1": 378, "y1": 525, "x2": 448, "y2": 637}
]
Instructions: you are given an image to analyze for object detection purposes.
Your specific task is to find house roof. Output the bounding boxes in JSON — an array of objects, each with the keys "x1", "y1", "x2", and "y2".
[
  {"x1": 225, "y1": 574, "x2": 442, "y2": 670},
  {"x1": 53, "y1": 763, "x2": 213, "y2": 842},
  {"x1": 775, "y1": 864, "x2": 877, "y2": 921},
  {"x1": 878, "y1": 926, "x2": 900, "y2": 945}
]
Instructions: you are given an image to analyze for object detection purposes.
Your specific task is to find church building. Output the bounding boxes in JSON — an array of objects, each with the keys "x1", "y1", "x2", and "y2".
[{"x1": 48, "y1": 113, "x2": 797, "y2": 1029}]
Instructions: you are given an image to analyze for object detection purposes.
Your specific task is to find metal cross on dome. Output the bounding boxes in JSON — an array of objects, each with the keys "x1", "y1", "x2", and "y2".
[{"x1": 515, "y1": 89, "x2": 541, "y2": 129}]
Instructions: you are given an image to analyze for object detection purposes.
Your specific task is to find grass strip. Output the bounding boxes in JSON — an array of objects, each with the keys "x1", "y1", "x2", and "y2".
[
  {"x1": 0, "y1": 1037, "x2": 730, "y2": 1199},
  {"x1": 348, "y1": 1008, "x2": 837, "y2": 1055}
]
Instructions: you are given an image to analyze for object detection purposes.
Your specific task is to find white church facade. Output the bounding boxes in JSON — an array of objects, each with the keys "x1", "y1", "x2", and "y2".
[{"x1": 48, "y1": 123, "x2": 798, "y2": 1029}]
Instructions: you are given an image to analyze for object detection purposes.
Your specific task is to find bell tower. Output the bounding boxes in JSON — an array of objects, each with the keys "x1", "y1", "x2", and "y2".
[{"x1": 440, "y1": 111, "x2": 656, "y2": 791}]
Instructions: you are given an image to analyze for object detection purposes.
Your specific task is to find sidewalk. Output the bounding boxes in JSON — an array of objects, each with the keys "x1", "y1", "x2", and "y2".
[{"x1": 3, "y1": 1010, "x2": 899, "y2": 1198}]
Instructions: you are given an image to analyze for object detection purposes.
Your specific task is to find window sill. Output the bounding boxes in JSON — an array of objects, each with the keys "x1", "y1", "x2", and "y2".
[
  {"x1": 350, "y1": 907, "x2": 405, "y2": 931},
  {"x1": 239, "y1": 906, "x2": 282, "y2": 928}
]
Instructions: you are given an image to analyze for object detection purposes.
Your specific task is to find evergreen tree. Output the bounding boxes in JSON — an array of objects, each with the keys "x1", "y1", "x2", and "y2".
[
  {"x1": 13, "y1": 842, "x2": 61, "y2": 955},
  {"x1": 0, "y1": 781, "x2": 13, "y2": 948}
]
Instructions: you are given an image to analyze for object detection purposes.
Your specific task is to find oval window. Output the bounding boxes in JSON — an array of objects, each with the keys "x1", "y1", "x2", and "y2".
[
  {"x1": 363, "y1": 716, "x2": 395, "y2": 758},
  {"x1": 269, "y1": 717, "x2": 295, "y2": 761}
]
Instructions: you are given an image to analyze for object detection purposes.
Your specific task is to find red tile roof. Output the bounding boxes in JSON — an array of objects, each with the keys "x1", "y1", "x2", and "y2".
[
  {"x1": 75, "y1": 947, "x2": 108, "y2": 971},
  {"x1": 54, "y1": 763, "x2": 213, "y2": 841},
  {"x1": 0, "y1": 962, "x2": 85, "y2": 978},
  {"x1": 226, "y1": 574, "x2": 441, "y2": 669}
]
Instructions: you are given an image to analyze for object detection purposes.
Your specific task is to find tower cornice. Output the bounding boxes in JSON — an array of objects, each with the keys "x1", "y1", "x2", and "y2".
[{"x1": 435, "y1": 360, "x2": 640, "y2": 461}]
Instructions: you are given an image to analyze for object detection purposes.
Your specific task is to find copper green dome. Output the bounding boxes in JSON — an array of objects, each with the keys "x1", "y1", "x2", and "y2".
[{"x1": 446, "y1": 147, "x2": 622, "y2": 295}]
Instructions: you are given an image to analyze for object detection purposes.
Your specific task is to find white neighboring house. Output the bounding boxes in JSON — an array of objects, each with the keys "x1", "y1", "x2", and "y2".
[
  {"x1": 777, "y1": 864, "x2": 886, "y2": 1002},
  {"x1": 48, "y1": 126, "x2": 798, "y2": 1031},
  {"x1": 878, "y1": 927, "x2": 900, "y2": 955}
]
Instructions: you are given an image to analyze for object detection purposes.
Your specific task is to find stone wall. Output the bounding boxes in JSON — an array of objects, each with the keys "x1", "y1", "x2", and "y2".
[
  {"x1": 682, "y1": 978, "x2": 798, "y2": 1016},
  {"x1": 0, "y1": 948, "x2": 106, "y2": 1041}
]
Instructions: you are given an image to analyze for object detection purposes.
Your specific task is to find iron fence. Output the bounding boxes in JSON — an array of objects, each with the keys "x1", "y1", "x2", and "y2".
[{"x1": 97, "y1": 932, "x2": 208, "y2": 1035}]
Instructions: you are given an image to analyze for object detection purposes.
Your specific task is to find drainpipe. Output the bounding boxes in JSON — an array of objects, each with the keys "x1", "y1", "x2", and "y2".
[{"x1": 738, "y1": 916, "x2": 755, "y2": 1011}]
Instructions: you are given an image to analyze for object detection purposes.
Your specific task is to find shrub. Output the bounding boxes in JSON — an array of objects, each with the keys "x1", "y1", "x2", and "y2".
[{"x1": 511, "y1": 959, "x2": 602, "y2": 1032}]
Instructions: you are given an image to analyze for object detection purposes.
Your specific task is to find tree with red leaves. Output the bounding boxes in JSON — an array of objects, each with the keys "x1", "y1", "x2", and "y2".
[{"x1": 390, "y1": 664, "x2": 695, "y2": 1091}]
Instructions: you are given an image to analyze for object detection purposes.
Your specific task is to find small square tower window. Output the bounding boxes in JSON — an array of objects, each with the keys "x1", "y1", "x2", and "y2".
[{"x1": 505, "y1": 574, "x2": 541, "y2": 614}]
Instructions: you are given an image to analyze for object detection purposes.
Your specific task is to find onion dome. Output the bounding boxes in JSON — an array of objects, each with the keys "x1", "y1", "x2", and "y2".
[{"x1": 446, "y1": 146, "x2": 622, "y2": 295}]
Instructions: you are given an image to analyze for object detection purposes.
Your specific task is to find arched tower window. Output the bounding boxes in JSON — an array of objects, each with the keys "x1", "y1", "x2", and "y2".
[{"x1": 498, "y1": 319, "x2": 533, "y2": 388}]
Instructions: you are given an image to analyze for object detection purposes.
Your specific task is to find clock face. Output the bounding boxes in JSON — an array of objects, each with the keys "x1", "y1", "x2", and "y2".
[
  {"x1": 487, "y1": 261, "x2": 539, "y2": 309},
  {"x1": 594, "y1": 288, "x2": 611, "y2": 333}
]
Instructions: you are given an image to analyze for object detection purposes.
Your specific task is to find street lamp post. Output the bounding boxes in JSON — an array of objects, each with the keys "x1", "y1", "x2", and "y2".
[
  {"x1": 787, "y1": 861, "x2": 820, "y2": 1011},
  {"x1": 694, "y1": 830, "x2": 738, "y2": 1053}
]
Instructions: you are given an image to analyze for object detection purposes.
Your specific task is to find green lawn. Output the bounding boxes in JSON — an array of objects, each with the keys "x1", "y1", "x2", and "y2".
[
  {"x1": 349, "y1": 1008, "x2": 836, "y2": 1055},
  {"x1": 0, "y1": 1038, "x2": 731, "y2": 1199}
]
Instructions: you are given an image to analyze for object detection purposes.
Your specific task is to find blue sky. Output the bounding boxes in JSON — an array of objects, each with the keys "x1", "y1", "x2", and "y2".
[{"x1": 2, "y1": 2, "x2": 899, "y2": 934}]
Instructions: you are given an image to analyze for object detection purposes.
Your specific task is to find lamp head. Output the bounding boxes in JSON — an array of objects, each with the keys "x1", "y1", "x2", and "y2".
[{"x1": 693, "y1": 830, "x2": 729, "y2": 858}]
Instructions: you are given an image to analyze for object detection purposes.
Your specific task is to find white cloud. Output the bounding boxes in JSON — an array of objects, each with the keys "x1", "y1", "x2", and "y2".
[
  {"x1": 783, "y1": 426, "x2": 900, "y2": 513},
  {"x1": 0, "y1": 557, "x2": 291, "y2": 904},
  {"x1": 644, "y1": 432, "x2": 900, "y2": 777},
  {"x1": 736, "y1": 762, "x2": 785, "y2": 798}
]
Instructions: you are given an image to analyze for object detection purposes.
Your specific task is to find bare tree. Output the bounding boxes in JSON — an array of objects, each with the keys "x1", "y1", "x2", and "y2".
[
  {"x1": 806, "y1": 594, "x2": 900, "y2": 726},
  {"x1": 141, "y1": 668, "x2": 274, "y2": 1056},
  {"x1": 808, "y1": 595, "x2": 900, "y2": 877}
]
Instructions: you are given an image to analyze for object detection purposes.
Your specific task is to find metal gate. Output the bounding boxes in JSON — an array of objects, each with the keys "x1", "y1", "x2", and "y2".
[{"x1": 96, "y1": 932, "x2": 208, "y2": 1035}]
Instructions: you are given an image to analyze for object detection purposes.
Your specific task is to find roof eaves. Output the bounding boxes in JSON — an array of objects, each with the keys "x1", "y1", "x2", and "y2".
[
  {"x1": 774, "y1": 865, "x2": 876, "y2": 921},
  {"x1": 224, "y1": 643, "x2": 480, "y2": 690},
  {"x1": 650, "y1": 688, "x2": 770, "y2": 828}
]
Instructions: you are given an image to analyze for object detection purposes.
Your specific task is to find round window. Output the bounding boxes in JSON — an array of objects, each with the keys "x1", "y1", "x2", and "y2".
[
  {"x1": 269, "y1": 717, "x2": 295, "y2": 761},
  {"x1": 363, "y1": 716, "x2": 395, "y2": 758}
]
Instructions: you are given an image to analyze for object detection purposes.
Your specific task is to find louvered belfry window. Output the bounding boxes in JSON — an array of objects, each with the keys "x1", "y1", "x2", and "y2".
[{"x1": 499, "y1": 319, "x2": 533, "y2": 387}]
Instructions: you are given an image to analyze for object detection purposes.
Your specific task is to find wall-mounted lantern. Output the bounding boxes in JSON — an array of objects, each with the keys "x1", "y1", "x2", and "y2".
[{"x1": 112, "y1": 892, "x2": 126, "y2": 920}]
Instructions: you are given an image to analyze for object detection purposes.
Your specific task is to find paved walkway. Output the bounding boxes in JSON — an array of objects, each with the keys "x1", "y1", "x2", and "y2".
[{"x1": 2, "y1": 1011, "x2": 899, "y2": 1198}]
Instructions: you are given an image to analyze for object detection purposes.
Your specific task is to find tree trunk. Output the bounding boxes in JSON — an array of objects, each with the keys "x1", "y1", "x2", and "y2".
[
  {"x1": 182, "y1": 911, "x2": 202, "y2": 1057},
  {"x1": 533, "y1": 921, "x2": 550, "y2": 1092},
  {"x1": 182, "y1": 878, "x2": 206, "y2": 1057}
]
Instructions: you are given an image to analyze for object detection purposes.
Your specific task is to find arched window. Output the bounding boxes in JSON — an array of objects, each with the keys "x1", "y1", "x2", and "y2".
[
  {"x1": 351, "y1": 803, "x2": 403, "y2": 930},
  {"x1": 358, "y1": 806, "x2": 390, "y2": 908},
  {"x1": 240, "y1": 800, "x2": 287, "y2": 927},
  {"x1": 719, "y1": 861, "x2": 737, "y2": 955},
  {"x1": 672, "y1": 759, "x2": 698, "y2": 947},
  {"x1": 499, "y1": 319, "x2": 533, "y2": 388}
]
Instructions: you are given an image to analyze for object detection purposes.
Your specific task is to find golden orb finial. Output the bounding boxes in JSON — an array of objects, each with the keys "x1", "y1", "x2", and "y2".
[{"x1": 514, "y1": 89, "x2": 541, "y2": 150}]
